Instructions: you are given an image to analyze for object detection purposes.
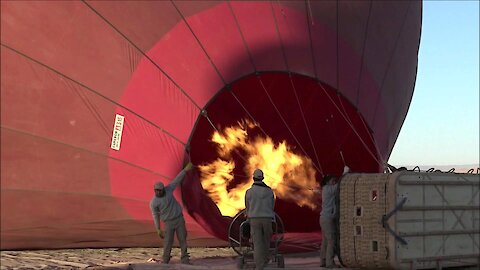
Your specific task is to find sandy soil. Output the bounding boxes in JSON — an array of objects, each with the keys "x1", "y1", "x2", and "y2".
[
  {"x1": 2, "y1": 248, "x2": 478, "y2": 270},
  {"x1": 0, "y1": 247, "x2": 237, "y2": 269},
  {"x1": 0, "y1": 248, "x2": 352, "y2": 270}
]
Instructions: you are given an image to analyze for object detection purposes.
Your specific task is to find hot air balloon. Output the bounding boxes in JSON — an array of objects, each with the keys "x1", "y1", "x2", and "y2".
[{"x1": 1, "y1": 1, "x2": 421, "y2": 250}]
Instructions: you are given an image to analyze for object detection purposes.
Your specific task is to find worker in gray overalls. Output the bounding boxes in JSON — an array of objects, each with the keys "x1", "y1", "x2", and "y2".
[
  {"x1": 150, "y1": 162, "x2": 193, "y2": 264},
  {"x1": 245, "y1": 169, "x2": 275, "y2": 270},
  {"x1": 319, "y1": 165, "x2": 349, "y2": 268}
]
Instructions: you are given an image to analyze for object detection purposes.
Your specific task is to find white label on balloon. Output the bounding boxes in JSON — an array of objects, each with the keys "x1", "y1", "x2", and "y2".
[{"x1": 111, "y1": 114, "x2": 125, "y2": 151}]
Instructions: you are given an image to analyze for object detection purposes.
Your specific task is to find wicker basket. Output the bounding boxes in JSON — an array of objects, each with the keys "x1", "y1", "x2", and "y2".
[
  {"x1": 339, "y1": 173, "x2": 390, "y2": 269},
  {"x1": 339, "y1": 171, "x2": 480, "y2": 269}
]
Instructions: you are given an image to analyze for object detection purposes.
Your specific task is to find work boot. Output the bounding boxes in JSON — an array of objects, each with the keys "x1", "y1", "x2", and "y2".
[
  {"x1": 162, "y1": 256, "x2": 171, "y2": 264},
  {"x1": 181, "y1": 255, "x2": 191, "y2": 265},
  {"x1": 181, "y1": 259, "x2": 191, "y2": 265}
]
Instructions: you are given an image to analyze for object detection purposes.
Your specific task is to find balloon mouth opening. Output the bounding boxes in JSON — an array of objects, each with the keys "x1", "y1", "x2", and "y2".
[{"x1": 182, "y1": 71, "x2": 380, "y2": 242}]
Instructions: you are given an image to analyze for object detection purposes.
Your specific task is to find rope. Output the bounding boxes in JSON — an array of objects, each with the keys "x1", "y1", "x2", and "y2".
[
  {"x1": 81, "y1": 0, "x2": 202, "y2": 111},
  {"x1": 371, "y1": 1, "x2": 412, "y2": 126},
  {"x1": 355, "y1": 1, "x2": 373, "y2": 106},
  {"x1": 358, "y1": 114, "x2": 384, "y2": 165},
  {"x1": 229, "y1": 91, "x2": 269, "y2": 137},
  {"x1": 323, "y1": 128, "x2": 352, "y2": 167},
  {"x1": 336, "y1": 0, "x2": 339, "y2": 91},
  {"x1": 269, "y1": 1, "x2": 323, "y2": 174},
  {"x1": 303, "y1": 2, "x2": 341, "y2": 183},
  {"x1": 2, "y1": 126, "x2": 172, "y2": 180},
  {"x1": 317, "y1": 81, "x2": 384, "y2": 167},
  {"x1": 193, "y1": 115, "x2": 319, "y2": 193},
  {"x1": 332, "y1": 1, "x2": 365, "y2": 168},
  {"x1": 257, "y1": 74, "x2": 322, "y2": 173},
  {"x1": 338, "y1": 92, "x2": 385, "y2": 165},
  {"x1": 5, "y1": 188, "x2": 152, "y2": 204},
  {"x1": 170, "y1": 0, "x2": 227, "y2": 85},
  {"x1": 227, "y1": 1, "x2": 323, "y2": 173},
  {"x1": 306, "y1": 0, "x2": 314, "y2": 26},
  {"x1": 83, "y1": 0, "x2": 382, "y2": 179},
  {"x1": 200, "y1": 166, "x2": 318, "y2": 192},
  {"x1": 270, "y1": 2, "x2": 289, "y2": 71},
  {"x1": 229, "y1": 2, "x2": 323, "y2": 175},
  {"x1": 200, "y1": 110, "x2": 219, "y2": 133},
  {"x1": 304, "y1": 1, "x2": 371, "y2": 170},
  {"x1": 226, "y1": 2, "x2": 273, "y2": 138},
  {"x1": 289, "y1": 74, "x2": 324, "y2": 174},
  {"x1": 305, "y1": 0, "x2": 318, "y2": 78},
  {"x1": 67, "y1": 79, "x2": 110, "y2": 138},
  {"x1": 1, "y1": 44, "x2": 187, "y2": 147},
  {"x1": 227, "y1": 1, "x2": 258, "y2": 72},
  {"x1": 279, "y1": 241, "x2": 320, "y2": 251}
]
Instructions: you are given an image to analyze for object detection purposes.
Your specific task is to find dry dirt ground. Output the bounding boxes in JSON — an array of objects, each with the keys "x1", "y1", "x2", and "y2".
[
  {"x1": 0, "y1": 248, "x2": 347, "y2": 270},
  {"x1": 2, "y1": 248, "x2": 478, "y2": 270},
  {"x1": 1, "y1": 247, "x2": 237, "y2": 269}
]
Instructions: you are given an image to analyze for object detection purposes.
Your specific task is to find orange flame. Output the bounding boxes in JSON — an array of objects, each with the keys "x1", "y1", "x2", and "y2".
[{"x1": 199, "y1": 120, "x2": 319, "y2": 217}]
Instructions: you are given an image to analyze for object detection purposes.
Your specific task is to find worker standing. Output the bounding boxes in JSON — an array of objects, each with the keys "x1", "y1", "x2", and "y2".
[
  {"x1": 319, "y1": 165, "x2": 349, "y2": 268},
  {"x1": 150, "y1": 162, "x2": 193, "y2": 264},
  {"x1": 245, "y1": 169, "x2": 275, "y2": 270}
]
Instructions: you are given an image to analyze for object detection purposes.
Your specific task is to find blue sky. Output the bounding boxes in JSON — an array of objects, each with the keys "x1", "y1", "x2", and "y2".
[{"x1": 388, "y1": 0, "x2": 479, "y2": 166}]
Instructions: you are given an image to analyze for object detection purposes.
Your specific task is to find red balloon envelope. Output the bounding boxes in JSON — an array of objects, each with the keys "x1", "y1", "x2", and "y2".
[{"x1": 1, "y1": 1, "x2": 421, "y2": 250}]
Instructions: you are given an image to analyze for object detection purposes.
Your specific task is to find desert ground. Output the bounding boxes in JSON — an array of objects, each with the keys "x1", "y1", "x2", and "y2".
[
  {"x1": 1, "y1": 247, "x2": 235, "y2": 269},
  {"x1": 0, "y1": 247, "x2": 346, "y2": 270}
]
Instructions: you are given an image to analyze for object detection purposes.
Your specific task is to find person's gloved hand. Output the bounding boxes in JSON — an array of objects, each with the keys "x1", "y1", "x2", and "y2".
[
  {"x1": 157, "y1": 229, "x2": 165, "y2": 239},
  {"x1": 184, "y1": 162, "x2": 194, "y2": 171}
]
